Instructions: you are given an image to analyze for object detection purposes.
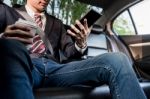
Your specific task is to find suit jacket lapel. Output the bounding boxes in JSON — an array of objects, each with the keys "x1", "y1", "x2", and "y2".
[
  {"x1": 44, "y1": 12, "x2": 54, "y2": 36},
  {"x1": 15, "y1": 6, "x2": 34, "y2": 22}
]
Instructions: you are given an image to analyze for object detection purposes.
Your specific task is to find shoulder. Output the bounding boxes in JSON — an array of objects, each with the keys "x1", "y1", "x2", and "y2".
[
  {"x1": 0, "y1": 3, "x2": 13, "y2": 11},
  {"x1": 0, "y1": 3, "x2": 23, "y2": 25},
  {"x1": 0, "y1": 3, "x2": 11, "y2": 19},
  {"x1": 0, "y1": 4, "x2": 5, "y2": 13},
  {"x1": 0, "y1": 3, "x2": 19, "y2": 15},
  {"x1": 0, "y1": 3, "x2": 8, "y2": 10}
]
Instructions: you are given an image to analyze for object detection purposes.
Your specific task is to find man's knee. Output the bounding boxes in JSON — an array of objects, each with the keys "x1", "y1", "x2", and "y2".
[
  {"x1": 96, "y1": 52, "x2": 129, "y2": 64},
  {"x1": 0, "y1": 39, "x2": 28, "y2": 54},
  {"x1": 96, "y1": 52, "x2": 133, "y2": 74},
  {"x1": 0, "y1": 39, "x2": 31, "y2": 66},
  {"x1": 0, "y1": 39, "x2": 33, "y2": 75}
]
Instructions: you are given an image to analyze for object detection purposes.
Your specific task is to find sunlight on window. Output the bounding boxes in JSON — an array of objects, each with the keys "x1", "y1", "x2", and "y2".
[
  {"x1": 130, "y1": 0, "x2": 150, "y2": 34},
  {"x1": 3, "y1": 0, "x2": 11, "y2": 6},
  {"x1": 113, "y1": 11, "x2": 135, "y2": 35}
]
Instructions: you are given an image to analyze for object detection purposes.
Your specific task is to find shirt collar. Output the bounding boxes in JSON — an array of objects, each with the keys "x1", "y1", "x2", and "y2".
[{"x1": 25, "y1": 5, "x2": 45, "y2": 19}]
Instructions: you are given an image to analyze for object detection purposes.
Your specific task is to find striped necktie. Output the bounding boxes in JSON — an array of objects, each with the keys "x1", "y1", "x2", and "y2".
[{"x1": 29, "y1": 14, "x2": 46, "y2": 54}]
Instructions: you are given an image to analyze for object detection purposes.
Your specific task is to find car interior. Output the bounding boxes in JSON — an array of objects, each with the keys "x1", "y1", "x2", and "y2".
[
  {"x1": 2, "y1": 0, "x2": 150, "y2": 99},
  {"x1": 34, "y1": 0, "x2": 150, "y2": 99}
]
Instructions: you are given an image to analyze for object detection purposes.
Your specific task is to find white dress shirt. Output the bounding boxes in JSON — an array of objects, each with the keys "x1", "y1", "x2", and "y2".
[{"x1": 25, "y1": 5, "x2": 46, "y2": 31}]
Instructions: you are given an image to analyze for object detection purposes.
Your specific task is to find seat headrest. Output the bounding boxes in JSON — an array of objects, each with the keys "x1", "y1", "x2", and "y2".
[{"x1": 91, "y1": 25, "x2": 104, "y2": 34}]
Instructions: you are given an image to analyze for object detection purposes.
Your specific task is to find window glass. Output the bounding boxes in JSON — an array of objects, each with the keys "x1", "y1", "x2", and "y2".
[
  {"x1": 129, "y1": 0, "x2": 150, "y2": 34},
  {"x1": 113, "y1": 0, "x2": 150, "y2": 35},
  {"x1": 113, "y1": 11, "x2": 135, "y2": 35},
  {"x1": 3, "y1": 0, "x2": 11, "y2": 6}
]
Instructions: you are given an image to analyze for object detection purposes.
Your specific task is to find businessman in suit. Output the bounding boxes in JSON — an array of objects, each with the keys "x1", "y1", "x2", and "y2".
[{"x1": 0, "y1": 0, "x2": 147, "y2": 99}]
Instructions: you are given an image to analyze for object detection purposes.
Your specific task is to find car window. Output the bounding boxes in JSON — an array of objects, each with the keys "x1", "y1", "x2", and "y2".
[
  {"x1": 113, "y1": 11, "x2": 135, "y2": 35},
  {"x1": 113, "y1": 0, "x2": 150, "y2": 35}
]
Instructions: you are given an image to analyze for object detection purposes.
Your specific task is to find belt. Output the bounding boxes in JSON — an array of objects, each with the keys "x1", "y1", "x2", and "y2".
[
  {"x1": 30, "y1": 53, "x2": 57, "y2": 62},
  {"x1": 30, "y1": 53, "x2": 45, "y2": 58}
]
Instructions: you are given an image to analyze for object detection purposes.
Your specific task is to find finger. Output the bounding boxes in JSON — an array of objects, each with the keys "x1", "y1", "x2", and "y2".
[
  {"x1": 83, "y1": 19, "x2": 91, "y2": 37},
  {"x1": 80, "y1": 28, "x2": 87, "y2": 37},
  {"x1": 69, "y1": 26, "x2": 84, "y2": 39},
  {"x1": 67, "y1": 29, "x2": 76, "y2": 37},
  {"x1": 70, "y1": 24, "x2": 80, "y2": 34},
  {"x1": 84, "y1": 19, "x2": 91, "y2": 37},
  {"x1": 75, "y1": 20, "x2": 85, "y2": 32},
  {"x1": 14, "y1": 24, "x2": 32, "y2": 31},
  {"x1": 6, "y1": 24, "x2": 31, "y2": 32},
  {"x1": 6, "y1": 37, "x2": 33, "y2": 44},
  {"x1": 5, "y1": 24, "x2": 34, "y2": 38},
  {"x1": 4, "y1": 29, "x2": 34, "y2": 38},
  {"x1": 5, "y1": 24, "x2": 16, "y2": 31},
  {"x1": 15, "y1": 29, "x2": 34, "y2": 37},
  {"x1": 67, "y1": 30, "x2": 81, "y2": 40},
  {"x1": 75, "y1": 20, "x2": 87, "y2": 37},
  {"x1": 70, "y1": 24, "x2": 85, "y2": 39},
  {"x1": 84, "y1": 19, "x2": 88, "y2": 30}
]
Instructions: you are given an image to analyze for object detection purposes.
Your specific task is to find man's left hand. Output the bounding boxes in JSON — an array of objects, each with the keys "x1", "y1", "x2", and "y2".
[{"x1": 67, "y1": 19, "x2": 91, "y2": 48}]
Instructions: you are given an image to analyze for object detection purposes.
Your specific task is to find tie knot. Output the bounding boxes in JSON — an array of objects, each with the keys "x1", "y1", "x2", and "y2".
[{"x1": 34, "y1": 13, "x2": 41, "y2": 19}]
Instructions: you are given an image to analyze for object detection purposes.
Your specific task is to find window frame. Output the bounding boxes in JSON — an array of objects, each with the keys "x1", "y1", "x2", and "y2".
[{"x1": 112, "y1": 0, "x2": 150, "y2": 36}]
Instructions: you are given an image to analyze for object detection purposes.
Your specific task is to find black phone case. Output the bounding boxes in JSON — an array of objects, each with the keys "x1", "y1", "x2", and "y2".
[
  {"x1": 79, "y1": 9, "x2": 102, "y2": 27},
  {"x1": 72, "y1": 9, "x2": 102, "y2": 32}
]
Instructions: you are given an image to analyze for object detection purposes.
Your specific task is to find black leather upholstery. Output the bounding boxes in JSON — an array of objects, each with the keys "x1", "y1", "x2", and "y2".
[{"x1": 34, "y1": 82, "x2": 150, "y2": 99}]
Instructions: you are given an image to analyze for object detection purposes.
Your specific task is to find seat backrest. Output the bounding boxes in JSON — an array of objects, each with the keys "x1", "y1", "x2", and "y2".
[
  {"x1": 106, "y1": 34, "x2": 133, "y2": 64},
  {"x1": 83, "y1": 25, "x2": 108, "y2": 59},
  {"x1": 83, "y1": 25, "x2": 134, "y2": 66}
]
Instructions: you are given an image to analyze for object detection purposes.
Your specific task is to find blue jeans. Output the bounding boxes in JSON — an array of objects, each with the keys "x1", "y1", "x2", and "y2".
[{"x1": 0, "y1": 39, "x2": 147, "y2": 99}]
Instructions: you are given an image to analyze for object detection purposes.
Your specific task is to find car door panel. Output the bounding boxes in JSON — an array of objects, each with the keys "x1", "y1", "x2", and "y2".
[{"x1": 119, "y1": 35, "x2": 150, "y2": 75}]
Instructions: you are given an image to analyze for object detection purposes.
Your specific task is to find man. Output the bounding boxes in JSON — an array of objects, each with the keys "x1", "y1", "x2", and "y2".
[{"x1": 0, "y1": 0, "x2": 147, "y2": 99}]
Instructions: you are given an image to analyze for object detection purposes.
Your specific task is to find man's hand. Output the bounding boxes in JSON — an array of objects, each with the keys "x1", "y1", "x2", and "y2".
[
  {"x1": 67, "y1": 19, "x2": 91, "y2": 48},
  {"x1": 2, "y1": 24, "x2": 35, "y2": 45}
]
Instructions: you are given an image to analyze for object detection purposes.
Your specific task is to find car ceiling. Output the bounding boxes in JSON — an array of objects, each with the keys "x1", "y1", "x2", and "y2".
[
  {"x1": 77, "y1": 0, "x2": 116, "y2": 9},
  {"x1": 77, "y1": 0, "x2": 142, "y2": 28}
]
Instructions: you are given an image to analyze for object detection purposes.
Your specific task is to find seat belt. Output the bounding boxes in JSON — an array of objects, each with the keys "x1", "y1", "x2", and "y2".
[{"x1": 15, "y1": 8, "x2": 54, "y2": 55}]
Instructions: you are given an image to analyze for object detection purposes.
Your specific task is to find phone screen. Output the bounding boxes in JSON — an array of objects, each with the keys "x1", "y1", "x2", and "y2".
[
  {"x1": 72, "y1": 9, "x2": 102, "y2": 32},
  {"x1": 80, "y1": 9, "x2": 102, "y2": 27}
]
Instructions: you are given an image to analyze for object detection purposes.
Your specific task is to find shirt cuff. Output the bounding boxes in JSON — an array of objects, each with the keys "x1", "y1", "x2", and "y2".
[
  {"x1": 0, "y1": 33, "x2": 4, "y2": 38},
  {"x1": 75, "y1": 42, "x2": 87, "y2": 54}
]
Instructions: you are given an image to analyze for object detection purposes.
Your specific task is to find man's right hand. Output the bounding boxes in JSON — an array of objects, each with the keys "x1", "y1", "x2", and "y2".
[{"x1": 2, "y1": 24, "x2": 35, "y2": 45}]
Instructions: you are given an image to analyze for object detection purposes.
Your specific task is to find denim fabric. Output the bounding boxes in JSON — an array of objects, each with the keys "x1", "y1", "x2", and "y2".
[
  {"x1": 0, "y1": 39, "x2": 34, "y2": 99},
  {"x1": 32, "y1": 53, "x2": 147, "y2": 99},
  {"x1": 0, "y1": 39, "x2": 147, "y2": 99}
]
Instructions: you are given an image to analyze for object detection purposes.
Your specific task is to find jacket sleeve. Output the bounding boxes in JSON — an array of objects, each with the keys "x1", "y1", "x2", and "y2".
[
  {"x1": 60, "y1": 21, "x2": 84, "y2": 59},
  {"x1": 0, "y1": 3, "x2": 20, "y2": 33},
  {"x1": 0, "y1": 4, "x2": 6, "y2": 33}
]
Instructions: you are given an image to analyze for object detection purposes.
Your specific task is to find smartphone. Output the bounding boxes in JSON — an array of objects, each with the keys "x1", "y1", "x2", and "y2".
[
  {"x1": 80, "y1": 9, "x2": 102, "y2": 27},
  {"x1": 72, "y1": 9, "x2": 102, "y2": 32}
]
